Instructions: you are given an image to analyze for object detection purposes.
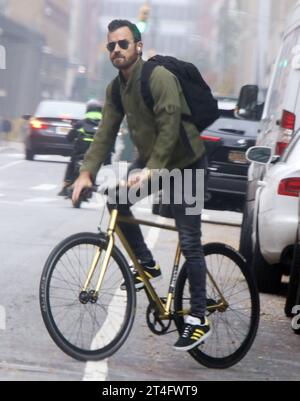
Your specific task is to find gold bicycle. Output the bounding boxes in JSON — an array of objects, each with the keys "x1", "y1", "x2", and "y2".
[{"x1": 40, "y1": 201, "x2": 260, "y2": 369}]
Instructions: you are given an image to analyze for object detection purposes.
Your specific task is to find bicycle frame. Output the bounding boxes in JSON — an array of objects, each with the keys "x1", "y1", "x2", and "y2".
[{"x1": 82, "y1": 207, "x2": 229, "y2": 320}]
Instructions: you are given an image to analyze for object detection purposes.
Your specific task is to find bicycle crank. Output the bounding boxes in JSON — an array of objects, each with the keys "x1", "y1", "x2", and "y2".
[{"x1": 146, "y1": 303, "x2": 172, "y2": 336}]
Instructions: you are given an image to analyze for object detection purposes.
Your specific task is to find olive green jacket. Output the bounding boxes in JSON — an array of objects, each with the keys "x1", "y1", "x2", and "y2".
[{"x1": 81, "y1": 58, "x2": 205, "y2": 178}]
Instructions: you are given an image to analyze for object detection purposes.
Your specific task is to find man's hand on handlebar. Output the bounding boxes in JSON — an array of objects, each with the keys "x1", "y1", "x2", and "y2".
[
  {"x1": 71, "y1": 168, "x2": 152, "y2": 205},
  {"x1": 72, "y1": 171, "x2": 93, "y2": 205},
  {"x1": 127, "y1": 168, "x2": 151, "y2": 189}
]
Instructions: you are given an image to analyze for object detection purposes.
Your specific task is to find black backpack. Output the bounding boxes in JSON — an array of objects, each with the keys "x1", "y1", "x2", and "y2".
[{"x1": 112, "y1": 55, "x2": 220, "y2": 132}]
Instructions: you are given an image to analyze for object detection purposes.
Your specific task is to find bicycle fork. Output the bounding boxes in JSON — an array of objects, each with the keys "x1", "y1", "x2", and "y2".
[{"x1": 79, "y1": 210, "x2": 118, "y2": 304}]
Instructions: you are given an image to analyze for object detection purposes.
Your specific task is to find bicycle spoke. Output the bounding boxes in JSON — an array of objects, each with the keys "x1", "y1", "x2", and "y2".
[
  {"x1": 43, "y1": 237, "x2": 134, "y2": 354},
  {"x1": 176, "y1": 245, "x2": 258, "y2": 367}
]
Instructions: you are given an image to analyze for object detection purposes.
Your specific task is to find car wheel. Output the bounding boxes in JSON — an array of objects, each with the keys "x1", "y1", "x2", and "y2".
[
  {"x1": 25, "y1": 149, "x2": 35, "y2": 161},
  {"x1": 253, "y1": 234, "x2": 282, "y2": 294},
  {"x1": 239, "y1": 208, "x2": 254, "y2": 266}
]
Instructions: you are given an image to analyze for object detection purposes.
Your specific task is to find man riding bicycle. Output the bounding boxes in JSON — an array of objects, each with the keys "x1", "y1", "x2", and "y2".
[{"x1": 72, "y1": 19, "x2": 211, "y2": 351}]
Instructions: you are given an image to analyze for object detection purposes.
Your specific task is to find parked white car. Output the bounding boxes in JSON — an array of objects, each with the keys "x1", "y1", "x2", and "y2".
[
  {"x1": 246, "y1": 131, "x2": 300, "y2": 293},
  {"x1": 240, "y1": 2, "x2": 300, "y2": 290}
]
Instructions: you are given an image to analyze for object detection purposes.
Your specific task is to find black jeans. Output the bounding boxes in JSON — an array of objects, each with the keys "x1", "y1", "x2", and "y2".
[
  {"x1": 64, "y1": 141, "x2": 90, "y2": 183},
  {"x1": 108, "y1": 157, "x2": 208, "y2": 317},
  {"x1": 65, "y1": 143, "x2": 112, "y2": 184}
]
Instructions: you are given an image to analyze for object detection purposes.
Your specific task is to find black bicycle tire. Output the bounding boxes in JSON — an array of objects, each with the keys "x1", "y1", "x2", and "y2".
[
  {"x1": 174, "y1": 242, "x2": 260, "y2": 369},
  {"x1": 40, "y1": 232, "x2": 136, "y2": 361},
  {"x1": 285, "y1": 243, "x2": 300, "y2": 318}
]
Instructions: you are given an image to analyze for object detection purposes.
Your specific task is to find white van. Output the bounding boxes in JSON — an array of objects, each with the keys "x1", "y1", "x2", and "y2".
[
  {"x1": 239, "y1": 1, "x2": 300, "y2": 292},
  {"x1": 257, "y1": 1, "x2": 300, "y2": 154}
]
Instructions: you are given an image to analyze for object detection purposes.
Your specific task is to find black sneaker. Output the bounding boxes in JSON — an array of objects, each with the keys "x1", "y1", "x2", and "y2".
[
  {"x1": 173, "y1": 315, "x2": 211, "y2": 352},
  {"x1": 121, "y1": 260, "x2": 162, "y2": 290}
]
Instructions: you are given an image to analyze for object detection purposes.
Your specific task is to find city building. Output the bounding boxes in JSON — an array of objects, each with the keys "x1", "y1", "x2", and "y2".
[
  {"x1": 230, "y1": 0, "x2": 298, "y2": 96},
  {"x1": 0, "y1": 0, "x2": 106, "y2": 123},
  {"x1": 195, "y1": 0, "x2": 298, "y2": 97},
  {"x1": 1, "y1": 0, "x2": 299, "y2": 121},
  {"x1": 3, "y1": 0, "x2": 71, "y2": 99},
  {"x1": 67, "y1": 0, "x2": 103, "y2": 101},
  {"x1": 0, "y1": 12, "x2": 45, "y2": 119},
  {"x1": 96, "y1": 0, "x2": 298, "y2": 99},
  {"x1": 0, "y1": 0, "x2": 71, "y2": 120}
]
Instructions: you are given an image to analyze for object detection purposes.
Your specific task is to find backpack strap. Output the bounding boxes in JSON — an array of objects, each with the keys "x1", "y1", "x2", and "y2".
[
  {"x1": 141, "y1": 59, "x2": 195, "y2": 158},
  {"x1": 111, "y1": 61, "x2": 163, "y2": 114},
  {"x1": 111, "y1": 61, "x2": 195, "y2": 158},
  {"x1": 141, "y1": 61, "x2": 158, "y2": 111},
  {"x1": 141, "y1": 59, "x2": 191, "y2": 123},
  {"x1": 111, "y1": 77, "x2": 124, "y2": 114}
]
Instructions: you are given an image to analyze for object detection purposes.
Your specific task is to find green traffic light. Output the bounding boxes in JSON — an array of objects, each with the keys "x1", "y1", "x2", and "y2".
[{"x1": 137, "y1": 21, "x2": 147, "y2": 34}]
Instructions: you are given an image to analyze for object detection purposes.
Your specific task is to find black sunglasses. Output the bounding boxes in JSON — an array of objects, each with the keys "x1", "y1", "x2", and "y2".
[{"x1": 106, "y1": 40, "x2": 134, "y2": 52}]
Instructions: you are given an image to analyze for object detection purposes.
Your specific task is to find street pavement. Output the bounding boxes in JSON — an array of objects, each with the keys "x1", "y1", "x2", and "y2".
[{"x1": 0, "y1": 142, "x2": 299, "y2": 381}]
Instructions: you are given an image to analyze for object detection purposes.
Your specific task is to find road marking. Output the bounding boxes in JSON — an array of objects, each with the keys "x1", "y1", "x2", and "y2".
[
  {"x1": 135, "y1": 207, "x2": 242, "y2": 226},
  {"x1": 0, "y1": 160, "x2": 24, "y2": 171},
  {"x1": 82, "y1": 217, "x2": 165, "y2": 382},
  {"x1": 6, "y1": 153, "x2": 24, "y2": 158},
  {"x1": 0, "y1": 146, "x2": 13, "y2": 152},
  {"x1": 202, "y1": 210, "x2": 242, "y2": 227},
  {"x1": 0, "y1": 200, "x2": 24, "y2": 206},
  {"x1": 36, "y1": 155, "x2": 69, "y2": 162},
  {"x1": 0, "y1": 306, "x2": 6, "y2": 330},
  {"x1": 83, "y1": 289, "x2": 125, "y2": 382},
  {"x1": 36, "y1": 155, "x2": 52, "y2": 160},
  {"x1": 0, "y1": 199, "x2": 48, "y2": 206},
  {"x1": 24, "y1": 197, "x2": 57, "y2": 203},
  {"x1": 83, "y1": 197, "x2": 106, "y2": 210},
  {"x1": 0, "y1": 198, "x2": 63, "y2": 207},
  {"x1": 0, "y1": 361, "x2": 80, "y2": 379},
  {"x1": 135, "y1": 206, "x2": 152, "y2": 214},
  {"x1": 31, "y1": 184, "x2": 57, "y2": 191},
  {"x1": 0, "y1": 153, "x2": 24, "y2": 159}
]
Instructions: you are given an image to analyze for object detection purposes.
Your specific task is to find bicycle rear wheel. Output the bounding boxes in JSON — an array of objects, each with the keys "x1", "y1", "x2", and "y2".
[
  {"x1": 40, "y1": 232, "x2": 136, "y2": 361},
  {"x1": 174, "y1": 243, "x2": 260, "y2": 369}
]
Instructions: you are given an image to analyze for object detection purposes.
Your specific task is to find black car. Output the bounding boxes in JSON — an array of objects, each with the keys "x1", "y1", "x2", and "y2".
[
  {"x1": 201, "y1": 97, "x2": 262, "y2": 199},
  {"x1": 24, "y1": 100, "x2": 86, "y2": 160}
]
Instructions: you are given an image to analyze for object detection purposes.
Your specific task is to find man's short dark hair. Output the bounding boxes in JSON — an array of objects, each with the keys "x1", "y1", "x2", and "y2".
[{"x1": 108, "y1": 20, "x2": 142, "y2": 42}]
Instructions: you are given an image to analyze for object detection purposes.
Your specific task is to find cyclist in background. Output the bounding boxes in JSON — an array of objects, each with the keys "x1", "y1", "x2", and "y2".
[{"x1": 58, "y1": 99, "x2": 103, "y2": 196}]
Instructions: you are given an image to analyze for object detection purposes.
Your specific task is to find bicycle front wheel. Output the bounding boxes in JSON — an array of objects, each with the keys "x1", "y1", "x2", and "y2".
[
  {"x1": 174, "y1": 243, "x2": 260, "y2": 369},
  {"x1": 40, "y1": 232, "x2": 136, "y2": 361}
]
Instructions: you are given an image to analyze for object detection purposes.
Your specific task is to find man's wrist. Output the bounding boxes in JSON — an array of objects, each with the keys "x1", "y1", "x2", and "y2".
[{"x1": 80, "y1": 170, "x2": 93, "y2": 180}]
